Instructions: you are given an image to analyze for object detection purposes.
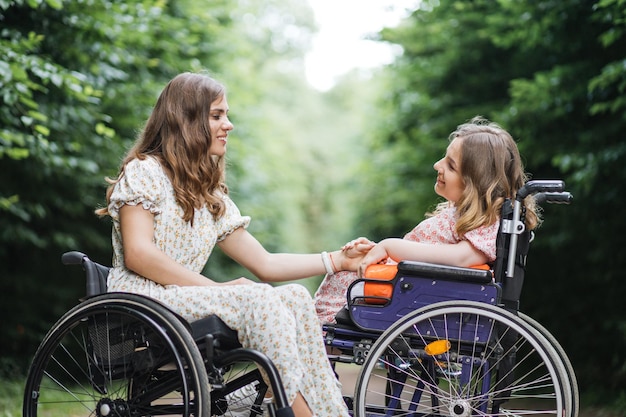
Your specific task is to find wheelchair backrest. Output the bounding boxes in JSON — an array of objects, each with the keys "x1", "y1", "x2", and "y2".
[
  {"x1": 492, "y1": 181, "x2": 572, "y2": 311},
  {"x1": 492, "y1": 199, "x2": 532, "y2": 311}
]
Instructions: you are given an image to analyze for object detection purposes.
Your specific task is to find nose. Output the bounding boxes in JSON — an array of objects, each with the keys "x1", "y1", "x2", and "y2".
[
  {"x1": 433, "y1": 158, "x2": 442, "y2": 172},
  {"x1": 223, "y1": 118, "x2": 234, "y2": 132}
]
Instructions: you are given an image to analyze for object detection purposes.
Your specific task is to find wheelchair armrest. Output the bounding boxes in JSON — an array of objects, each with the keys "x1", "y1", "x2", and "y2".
[
  {"x1": 349, "y1": 262, "x2": 492, "y2": 308},
  {"x1": 62, "y1": 251, "x2": 109, "y2": 298},
  {"x1": 61, "y1": 250, "x2": 89, "y2": 266},
  {"x1": 397, "y1": 260, "x2": 493, "y2": 284}
]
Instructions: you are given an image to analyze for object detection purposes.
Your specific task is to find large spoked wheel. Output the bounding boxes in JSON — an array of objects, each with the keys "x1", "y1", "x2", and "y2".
[
  {"x1": 23, "y1": 293, "x2": 210, "y2": 417},
  {"x1": 354, "y1": 301, "x2": 572, "y2": 417},
  {"x1": 519, "y1": 312, "x2": 579, "y2": 417}
]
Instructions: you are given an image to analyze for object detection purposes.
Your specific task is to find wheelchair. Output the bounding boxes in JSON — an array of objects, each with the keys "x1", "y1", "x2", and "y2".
[
  {"x1": 23, "y1": 258, "x2": 295, "y2": 416},
  {"x1": 323, "y1": 180, "x2": 579, "y2": 417},
  {"x1": 23, "y1": 179, "x2": 577, "y2": 417}
]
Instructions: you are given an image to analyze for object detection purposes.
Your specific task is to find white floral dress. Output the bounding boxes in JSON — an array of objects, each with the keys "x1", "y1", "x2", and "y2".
[
  {"x1": 107, "y1": 157, "x2": 349, "y2": 416},
  {"x1": 314, "y1": 206, "x2": 499, "y2": 324}
]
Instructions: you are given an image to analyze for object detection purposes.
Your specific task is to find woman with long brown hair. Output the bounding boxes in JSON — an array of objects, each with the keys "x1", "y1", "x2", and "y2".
[{"x1": 96, "y1": 72, "x2": 363, "y2": 417}]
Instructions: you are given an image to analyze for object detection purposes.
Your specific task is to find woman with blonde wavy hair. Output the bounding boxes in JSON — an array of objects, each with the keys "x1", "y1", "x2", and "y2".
[
  {"x1": 314, "y1": 116, "x2": 540, "y2": 325},
  {"x1": 96, "y1": 72, "x2": 366, "y2": 417}
]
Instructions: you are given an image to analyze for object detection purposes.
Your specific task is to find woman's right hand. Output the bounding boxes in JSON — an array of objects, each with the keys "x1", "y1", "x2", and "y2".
[
  {"x1": 342, "y1": 237, "x2": 375, "y2": 255},
  {"x1": 336, "y1": 237, "x2": 376, "y2": 272}
]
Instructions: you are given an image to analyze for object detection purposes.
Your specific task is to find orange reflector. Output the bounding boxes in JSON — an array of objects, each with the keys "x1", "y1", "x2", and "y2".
[{"x1": 425, "y1": 340, "x2": 451, "y2": 356}]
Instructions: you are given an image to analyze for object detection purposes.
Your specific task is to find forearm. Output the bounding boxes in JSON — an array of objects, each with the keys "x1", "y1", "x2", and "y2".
[
  {"x1": 220, "y1": 228, "x2": 364, "y2": 282},
  {"x1": 378, "y1": 238, "x2": 488, "y2": 267},
  {"x1": 124, "y1": 244, "x2": 215, "y2": 287},
  {"x1": 249, "y1": 251, "x2": 346, "y2": 282}
]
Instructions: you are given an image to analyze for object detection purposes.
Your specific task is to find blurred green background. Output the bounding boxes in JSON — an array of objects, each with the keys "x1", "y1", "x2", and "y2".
[{"x1": 1, "y1": 0, "x2": 625, "y2": 414}]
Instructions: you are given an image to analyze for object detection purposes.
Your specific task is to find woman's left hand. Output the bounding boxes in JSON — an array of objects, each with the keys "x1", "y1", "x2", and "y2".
[{"x1": 357, "y1": 243, "x2": 390, "y2": 277}]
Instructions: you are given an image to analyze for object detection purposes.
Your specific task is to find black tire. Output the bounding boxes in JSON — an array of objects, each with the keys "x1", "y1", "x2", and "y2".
[
  {"x1": 23, "y1": 293, "x2": 210, "y2": 417},
  {"x1": 354, "y1": 300, "x2": 573, "y2": 417},
  {"x1": 519, "y1": 312, "x2": 579, "y2": 417}
]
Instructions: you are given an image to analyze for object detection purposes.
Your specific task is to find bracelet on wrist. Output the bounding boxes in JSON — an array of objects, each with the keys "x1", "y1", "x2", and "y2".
[
  {"x1": 321, "y1": 251, "x2": 335, "y2": 275},
  {"x1": 328, "y1": 252, "x2": 338, "y2": 273}
]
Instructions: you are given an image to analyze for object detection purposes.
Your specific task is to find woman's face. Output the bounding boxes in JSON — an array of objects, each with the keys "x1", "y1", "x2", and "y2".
[
  {"x1": 208, "y1": 94, "x2": 233, "y2": 157},
  {"x1": 433, "y1": 137, "x2": 465, "y2": 204}
]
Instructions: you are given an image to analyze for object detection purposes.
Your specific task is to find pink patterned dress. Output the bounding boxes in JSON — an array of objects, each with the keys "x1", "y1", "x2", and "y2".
[{"x1": 314, "y1": 206, "x2": 499, "y2": 324}]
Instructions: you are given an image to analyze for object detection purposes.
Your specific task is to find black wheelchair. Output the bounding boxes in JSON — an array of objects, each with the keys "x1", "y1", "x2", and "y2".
[
  {"x1": 23, "y1": 179, "x2": 577, "y2": 417},
  {"x1": 22, "y1": 260, "x2": 295, "y2": 416}
]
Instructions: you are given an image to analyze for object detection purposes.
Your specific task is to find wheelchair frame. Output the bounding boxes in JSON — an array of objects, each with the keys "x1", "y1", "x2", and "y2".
[
  {"x1": 22, "y1": 180, "x2": 578, "y2": 417},
  {"x1": 23, "y1": 252, "x2": 296, "y2": 417},
  {"x1": 323, "y1": 180, "x2": 579, "y2": 417}
]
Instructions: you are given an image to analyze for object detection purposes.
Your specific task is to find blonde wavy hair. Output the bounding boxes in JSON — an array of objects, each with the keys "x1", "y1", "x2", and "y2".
[
  {"x1": 430, "y1": 116, "x2": 540, "y2": 236},
  {"x1": 95, "y1": 72, "x2": 229, "y2": 223}
]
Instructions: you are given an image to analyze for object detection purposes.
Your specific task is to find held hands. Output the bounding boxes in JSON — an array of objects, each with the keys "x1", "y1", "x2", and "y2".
[
  {"x1": 342, "y1": 237, "x2": 375, "y2": 255},
  {"x1": 334, "y1": 237, "x2": 375, "y2": 272}
]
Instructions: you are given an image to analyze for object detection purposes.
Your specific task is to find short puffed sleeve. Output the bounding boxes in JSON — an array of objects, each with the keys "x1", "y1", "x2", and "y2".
[
  {"x1": 464, "y1": 220, "x2": 499, "y2": 262},
  {"x1": 108, "y1": 157, "x2": 167, "y2": 221},
  {"x1": 215, "y1": 195, "x2": 251, "y2": 241}
]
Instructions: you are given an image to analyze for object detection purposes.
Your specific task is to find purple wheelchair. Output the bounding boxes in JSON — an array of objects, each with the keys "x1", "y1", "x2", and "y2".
[{"x1": 323, "y1": 180, "x2": 578, "y2": 417}]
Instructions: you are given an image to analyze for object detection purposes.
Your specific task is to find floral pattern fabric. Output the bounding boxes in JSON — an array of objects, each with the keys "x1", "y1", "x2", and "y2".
[
  {"x1": 107, "y1": 157, "x2": 349, "y2": 416},
  {"x1": 314, "y1": 206, "x2": 499, "y2": 325}
]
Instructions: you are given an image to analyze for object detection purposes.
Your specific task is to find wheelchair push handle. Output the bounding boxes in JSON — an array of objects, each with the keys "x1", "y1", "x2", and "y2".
[
  {"x1": 535, "y1": 191, "x2": 574, "y2": 205},
  {"x1": 507, "y1": 180, "x2": 571, "y2": 278},
  {"x1": 515, "y1": 180, "x2": 564, "y2": 201}
]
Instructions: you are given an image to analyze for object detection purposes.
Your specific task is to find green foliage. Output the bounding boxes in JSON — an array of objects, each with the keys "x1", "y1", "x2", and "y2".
[
  {"x1": 0, "y1": 378, "x2": 22, "y2": 417},
  {"x1": 3, "y1": 0, "x2": 626, "y2": 409},
  {"x1": 358, "y1": 0, "x2": 626, "y2": 404},
  {"x1": 0, "y1": 0, "x2": 235, "y2": 369},
  {"x1": 200, "y1": 0, "x2": 376, "y2": 290},
  {"x1": 0, "y1": 0, "x2": 367, "y2": 372}
]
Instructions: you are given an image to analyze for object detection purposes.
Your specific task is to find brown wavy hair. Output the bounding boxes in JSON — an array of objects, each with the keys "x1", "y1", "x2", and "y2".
[
  {"x1": 430, "y1": 116, "x2": 540, "y2": 236},
  {"x1": 95, "y1": 72, "x2": 229, "y2": 223}
]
